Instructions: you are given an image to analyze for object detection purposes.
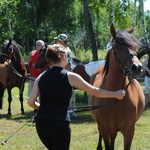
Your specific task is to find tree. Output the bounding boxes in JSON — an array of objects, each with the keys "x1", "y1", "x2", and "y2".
[
  {"x1": 83, "y1": 0, "x2": 98, "y2": 61},
  {"x1": 139, "y1": 0, "x2": 149, "y2": 46}
]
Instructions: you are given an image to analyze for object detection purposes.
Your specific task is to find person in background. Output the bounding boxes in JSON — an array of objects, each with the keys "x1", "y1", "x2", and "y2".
[
  {"x1": 54, "y1": 34, "x2": 76, "y2": 116},
  {"x1": 142, "y1": 51, "x2": 150, "y2": 108},
  {"x1": 28, "y1": 44, "x2": 125, "y2": 150},
  {"x1": 26, "y1": 40, "x2": 45, "y2": 113},
  {"x1": 106, "y1": 37, "x2": 113, "y2": 51},
  {"x1": 54, "y1": 34, "x2": 72, "y2": 71}
]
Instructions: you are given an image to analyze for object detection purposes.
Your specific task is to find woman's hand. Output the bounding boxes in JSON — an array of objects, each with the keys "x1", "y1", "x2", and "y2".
[{"x1": 116, "y1": 90, "x2": 126, "y2": 100}]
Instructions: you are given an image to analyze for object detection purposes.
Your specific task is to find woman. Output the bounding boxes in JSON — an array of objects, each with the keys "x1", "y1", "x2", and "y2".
[{"x1": 28, "y1": 44, "x2": 125, "y2": 150}]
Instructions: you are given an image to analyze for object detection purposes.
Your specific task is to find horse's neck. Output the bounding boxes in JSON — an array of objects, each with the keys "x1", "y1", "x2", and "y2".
[
  {"x1": 107, "y1": 51, "x2": 125, "y2": 88},
  {"x1": 11, "y1": 57, "x2": 25, "y2": 72},
  {"x1": 109, "y1": 50, "x2": 123, "y2": 74}
]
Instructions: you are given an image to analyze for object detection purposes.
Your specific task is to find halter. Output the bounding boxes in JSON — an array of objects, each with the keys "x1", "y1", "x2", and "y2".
[
  {"x1": 0, "y1": 53, "x2": 10, "y2": 63},
  {"x1": 2, "y1": 41, "x2": 14, "y2": 60},
  {"x1": 1, "y1": 41, "x2": 23, "y2": 78},
  {"x1": 113, "y1": 47, "x2": 136, "y2": 91}
]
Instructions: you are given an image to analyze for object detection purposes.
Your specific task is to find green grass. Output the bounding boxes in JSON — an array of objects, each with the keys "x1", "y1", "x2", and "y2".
[{"x1": 0, "y1": 82, "x2": 150, "y2": 150}]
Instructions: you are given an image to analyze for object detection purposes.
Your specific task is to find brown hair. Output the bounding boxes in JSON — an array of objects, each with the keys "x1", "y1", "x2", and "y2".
[{"x1": 45, "y1": 44, "x2": 66, "y2": 64}]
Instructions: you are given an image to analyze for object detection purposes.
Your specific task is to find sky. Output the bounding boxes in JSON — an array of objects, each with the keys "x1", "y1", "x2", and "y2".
[{"x1": 144, "y1": 0, "x2": 150, "y2": 11}]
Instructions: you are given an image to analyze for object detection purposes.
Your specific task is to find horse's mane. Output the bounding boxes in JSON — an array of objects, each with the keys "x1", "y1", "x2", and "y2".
[
  {"x1": 103, "y1": 30, "x2": 138, "y2": 78},
  {"x1": 102, "y1": 50, "x2": 110, "y2": 78},
  {"x1": 11, "y1": 40, "x2": 26, "y2": 69}
]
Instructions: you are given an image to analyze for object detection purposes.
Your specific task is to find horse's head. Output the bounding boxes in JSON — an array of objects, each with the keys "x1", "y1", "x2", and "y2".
[
  {"x1": 34, "y1": 43, "x2": 49, "y2": 69},
  {"x1": 110, "y1": 23, "x2": 142, "y2": 78},
  {"x1": 1, "y1": 39, "x2": 22, "y2": 63},
  {"x1": 0, "y1": 39, "x2": 13, "y2": 63}
]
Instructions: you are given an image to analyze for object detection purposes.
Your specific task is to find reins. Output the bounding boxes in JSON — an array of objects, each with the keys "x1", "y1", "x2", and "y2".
[
  {"x1": 113, "y1": 48, "x2": 135, "y2": 91},
  {"x1": 6, "y1": 63, "x2": 23, "y2": 78},
  {"x1": 69, "y1": 100, "x2": 118, "y2": 113},
  {"x1": 0, "y1": 53, "x2": 9, "y2": 58},
  {"x1": 121, "y1": 70, "x2": 134, "y2": 91}
]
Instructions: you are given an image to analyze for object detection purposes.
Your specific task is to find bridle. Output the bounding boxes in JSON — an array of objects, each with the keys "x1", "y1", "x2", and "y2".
[
  {"x1": 0, "y1": 53, "x2": 10, "y2": 63},
  {"x1": 113, "y1": 47, "x2": 137, "y2": 91},
  {"x1": 1, "y1": 41, "x2": 23, "y2": 78}
]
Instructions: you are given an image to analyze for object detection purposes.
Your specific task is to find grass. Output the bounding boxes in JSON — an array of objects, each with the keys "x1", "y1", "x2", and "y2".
[{"x1": 0, "y1": 82, "x2": 150, "y2": 150}]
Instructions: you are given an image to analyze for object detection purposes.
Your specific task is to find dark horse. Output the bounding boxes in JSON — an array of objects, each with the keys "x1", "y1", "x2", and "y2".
[
  {"x1": 137, "y1": 45, "x2": 150, "y2": 59},
  {"x1": 0, "y1": 39, "x2": 27, "y2": 115},
  {"x1": 89, "y1": 23, "x2": 145, "y2": 150}
]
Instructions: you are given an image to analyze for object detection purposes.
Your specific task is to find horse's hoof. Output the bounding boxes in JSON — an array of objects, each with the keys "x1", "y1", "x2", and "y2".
[
  {"x1": 21, "y1": 112, "x2": 25, "y2": 115},
  {"x1": 7, "y1": 112, "x2": 12, "y2": 116}
]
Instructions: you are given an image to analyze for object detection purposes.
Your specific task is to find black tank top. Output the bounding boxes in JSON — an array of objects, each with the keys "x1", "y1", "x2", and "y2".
[{"x1": 37, "y1": 66, "x2": 72, "y2": 121}]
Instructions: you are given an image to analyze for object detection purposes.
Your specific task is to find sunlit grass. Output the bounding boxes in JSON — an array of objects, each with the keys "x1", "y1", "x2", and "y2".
[{"x1": 0, "y1": 79, "x2": 149, "y2": 150}]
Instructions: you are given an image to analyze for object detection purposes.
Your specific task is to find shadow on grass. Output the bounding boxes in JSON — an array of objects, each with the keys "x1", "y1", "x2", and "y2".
[
  {"x1": 71, "y1": 112, "x2": 94, "y2": 124},
  {"x1": 0, "y1": 110, "x2": 94, "y2": 125},
  {"x1": 0, "y1": 110, "x2": 34, "y2": 121}
]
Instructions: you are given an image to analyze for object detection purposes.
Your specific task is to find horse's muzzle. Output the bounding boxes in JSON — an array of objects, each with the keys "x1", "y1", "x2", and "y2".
[{"x1": 130, "y1": 63, "x2": 142, "y2": 78}]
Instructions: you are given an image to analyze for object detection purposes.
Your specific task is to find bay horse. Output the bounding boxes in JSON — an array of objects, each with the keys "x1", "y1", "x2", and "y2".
[
  {"x1": 0, "y1": 39, "x2": 27, "y2": 115},
  {"x1": 89, "y1": 23, "x2": 145, "y2": 150}
]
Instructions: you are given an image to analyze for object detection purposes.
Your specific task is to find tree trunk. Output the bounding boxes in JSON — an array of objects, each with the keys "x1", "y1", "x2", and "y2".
[
  {"x1": 133, "y1": 0, "x2": 137, "y2": 26},
  {"x1": 83, "y1": 0, "x2": 98, "y2": 61},
  {"x1": 139, "y1": 0, "x2": 149, "y2": 46},
  {"x1": 110, "y1": 0, "x2": 114, "y2": 24}
]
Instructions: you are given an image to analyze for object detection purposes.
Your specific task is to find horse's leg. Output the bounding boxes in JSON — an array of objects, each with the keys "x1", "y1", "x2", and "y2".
[
  {"x1": 97, "y1": 132, "x2": 117, "y2": 150},
  {"x1": 101, "y1": 133, "x2": 111, "y2": 150},
  {"x1": 7, "y1": 89, "x2": 12, "y2": 115},
  {"x1": 97, "y1": 133, "x2": 103, "y2": 150},
  {"x1": 19, "y1": 90, "x2": 24, "y2": 114},
  {"x1": 110, "y1": 133, "x2": 117, "y2": 150},
  {"x1": 19, "y1": 77, "x2": 26, "y2": 115},
  {"x1": 0, "y1": 83, "x2": 5, "y2": 109},
  {"x1": 122, "y1": 126, "x2": 134, "y2": 150}
]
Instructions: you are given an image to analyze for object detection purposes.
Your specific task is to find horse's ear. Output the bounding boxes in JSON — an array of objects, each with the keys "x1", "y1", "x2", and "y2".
[
  {"x1": 9, "y1": 39, "x2": 12, "y2": 43},
  {"x1": 110, "y1": 23, "x2": 116, "y2": 38},
  {"x1": 128, "y1": 26, "x2": 135, "y2": 34},
  {"x1": 45, "y1": 43, "x2": 48, "y2": 48}
]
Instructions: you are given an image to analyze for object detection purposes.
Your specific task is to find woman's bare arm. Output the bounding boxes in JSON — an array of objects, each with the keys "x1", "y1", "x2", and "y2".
[
  {"x1": 27, "y1": 75, "x2": 41, "y2": 109},
  {"x1": 68, "y1": 72, "x2": 125, "y2": 100}
]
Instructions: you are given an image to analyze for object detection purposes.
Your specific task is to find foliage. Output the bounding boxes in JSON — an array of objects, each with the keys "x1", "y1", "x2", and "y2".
[
  {"x1": 0, "y1": 0, "x2": 149, "y2": 57},
  {"x1": 72, "y1": 48, "x2": 108, "y2": 62},
  {"x1": 0, "y1": 0, "x2": 20, "y2": 39},
  {"x1": 145, "y1": 10, "x2": 150, "y2": 40}
]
